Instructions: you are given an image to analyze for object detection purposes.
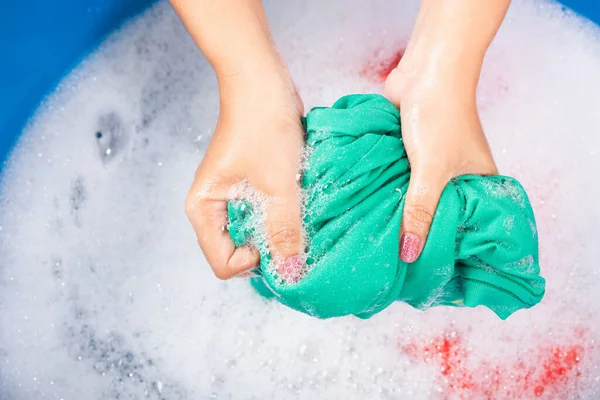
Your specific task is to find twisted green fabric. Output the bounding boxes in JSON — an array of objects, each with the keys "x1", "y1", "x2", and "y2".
[{"x1": 228, "y1": 94, "x2": 545, "y2": 320}]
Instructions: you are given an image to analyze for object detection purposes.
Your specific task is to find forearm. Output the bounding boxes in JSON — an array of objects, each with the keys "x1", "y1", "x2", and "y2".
[
  {"x1": 169, "y1": 0, "x2": 283, "y2": 79},
  {"x1": 402, "y1": 0, "x2": 511, "y2": 91}
]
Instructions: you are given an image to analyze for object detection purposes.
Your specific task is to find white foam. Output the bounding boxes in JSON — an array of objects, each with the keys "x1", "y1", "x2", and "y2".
[{"x1": 1, "y1": 0, "x2": 600, "y2": 399}]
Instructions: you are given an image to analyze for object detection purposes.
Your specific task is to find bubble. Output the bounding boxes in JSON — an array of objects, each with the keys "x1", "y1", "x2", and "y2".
[
  {"x1": 2, "y1": 0, "x2": 600, "y2": 399},
  {"x1": 95, "y1": 111, "x2": 128, "y2": 163}
]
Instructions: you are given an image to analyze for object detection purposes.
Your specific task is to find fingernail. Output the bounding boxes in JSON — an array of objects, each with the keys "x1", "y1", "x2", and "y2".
[
  {"x1": 400, "y1": 233, "x2": 421, "y2": 263},
  {"x1": 277, "y1": 256, "x2": 304, "y2": 283}
]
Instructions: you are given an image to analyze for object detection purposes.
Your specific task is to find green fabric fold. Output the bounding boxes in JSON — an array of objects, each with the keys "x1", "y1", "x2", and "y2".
[{"x1": 228, "y1": 94, "x2": 545, "y2": 320}]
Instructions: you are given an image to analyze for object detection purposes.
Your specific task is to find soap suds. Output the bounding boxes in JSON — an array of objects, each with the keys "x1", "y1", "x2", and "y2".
[{"x1": 1, "y1": 0, "x2": 600, "y2": 399}]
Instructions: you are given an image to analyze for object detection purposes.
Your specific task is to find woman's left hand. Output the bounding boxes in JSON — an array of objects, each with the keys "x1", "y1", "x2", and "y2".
[{"x1": 385, "y1": 59, "x2": 498, "y2": 263}]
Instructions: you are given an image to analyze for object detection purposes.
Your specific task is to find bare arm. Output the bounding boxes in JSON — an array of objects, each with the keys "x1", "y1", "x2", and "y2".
[
  {"x1": 393, "y1": 0, "x2": 511, "y2": 94},
  {"x1": 170, "y1": 0, "x2": 283, "y2": 79}
]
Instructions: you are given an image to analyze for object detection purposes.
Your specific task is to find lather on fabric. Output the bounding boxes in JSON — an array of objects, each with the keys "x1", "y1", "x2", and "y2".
[{"x1": 227, "y1": 94, "x2": 546, "y2": 320}]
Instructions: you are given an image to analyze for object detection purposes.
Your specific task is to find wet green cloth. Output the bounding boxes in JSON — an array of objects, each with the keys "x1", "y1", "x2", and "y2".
[{"x1": 228, "y1": 94, "x2": 545, "y2": 320}]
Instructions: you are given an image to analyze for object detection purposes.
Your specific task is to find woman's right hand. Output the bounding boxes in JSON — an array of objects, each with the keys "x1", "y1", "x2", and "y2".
[{"x1": 185, "y1": 64, "x2": 306, "y2": 280}]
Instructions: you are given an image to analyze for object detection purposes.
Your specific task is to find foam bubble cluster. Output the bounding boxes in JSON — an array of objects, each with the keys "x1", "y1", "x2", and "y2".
[{"x1": 1, "y1": 0, "x2": 600, "y2": 399}]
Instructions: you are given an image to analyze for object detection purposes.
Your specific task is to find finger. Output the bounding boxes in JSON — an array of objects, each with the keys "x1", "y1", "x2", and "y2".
[
  {"x1": 399, "y1": 168, "x2": 447, "y2": 263},
  {"x1": 263, "y1": 185, "x2": 304, "y2": 283},
  {"x1": 185, "y1": 188, "x2": 260, "y2": 280},
  {"x1": 229, "y1": 244, "x2": 261, "y2": 274}
]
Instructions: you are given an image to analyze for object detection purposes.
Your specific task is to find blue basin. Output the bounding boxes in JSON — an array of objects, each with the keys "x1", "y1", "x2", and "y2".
[{"x1": 0, "y1": 0, "x2": 599, "y2": 164}]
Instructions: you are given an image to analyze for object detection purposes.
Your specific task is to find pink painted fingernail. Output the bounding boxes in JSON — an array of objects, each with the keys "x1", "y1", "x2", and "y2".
[
  {"x1": 277, "y1": 256, "x2": 304, "y2": 284},
  {"x1": 400, "y1": 233, "x2": 421, "y2": 263}
]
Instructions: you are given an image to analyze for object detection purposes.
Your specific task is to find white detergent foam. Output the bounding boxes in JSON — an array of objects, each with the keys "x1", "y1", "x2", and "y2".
[{"x1": 1, "y1": 0, "x2": 600, "y2": 399}]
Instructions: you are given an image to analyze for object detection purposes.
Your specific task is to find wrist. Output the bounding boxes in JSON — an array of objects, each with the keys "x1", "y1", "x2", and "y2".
[
  {"x1": 399, "y1": 0, "x2": 493, "y2": 94},
  {"x1": 385, "y1": 54, "x2": 480, "y2": 111},
  {"x1": 217, "y1": 60, "x2": 300, "y2": 113},
  {"x1": 214, "y1": 49, "x2": 287, "y2": 81},
  {"x1": 396, "y1": 47, "x2": 483, "y2": 98}
]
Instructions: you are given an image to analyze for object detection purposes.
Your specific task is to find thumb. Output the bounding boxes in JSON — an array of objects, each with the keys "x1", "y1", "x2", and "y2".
[
  {"x1": 399, "y1": 170, "x2": 447, "y2": 263},
  {"x1": 264, "y1": 188, "x2": 304, "y2": 283}
]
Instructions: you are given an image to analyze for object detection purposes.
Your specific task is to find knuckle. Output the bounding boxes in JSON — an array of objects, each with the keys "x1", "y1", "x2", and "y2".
[
  {"x1": 184, "y1": 191, "x2": 199, "y2": 219},
  {"x1": 404, "y1": 203, "x2": 435, "y2": 227},
  {"x1": 185, "y1": 190, "x2": 215, "y2": 223},
  {"x1": 268, "y1": 223, "x2": 301, "y2": 254},
  {"x1": 212, "y1": 267, "x2": 233, "y2": 281}
]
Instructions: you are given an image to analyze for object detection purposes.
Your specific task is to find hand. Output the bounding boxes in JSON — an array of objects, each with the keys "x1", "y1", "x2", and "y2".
[
  {"x1": 185, "y1": 64, "x2": 305, "y2": 279},
  {"x1": 385, "y1": 60, "x2": 498, "y2": 263},
  {"x1": 380, "y1": 0, "x2": 509, "y2": 263}
]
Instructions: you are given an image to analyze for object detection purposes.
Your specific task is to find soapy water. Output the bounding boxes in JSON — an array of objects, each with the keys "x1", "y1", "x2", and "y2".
[
  {"x1": 1, "y1": 0, "x2": 600, "y2": 398},
  {"x1": 227, "y1": 179, "x2": 308, "y2": 284}
]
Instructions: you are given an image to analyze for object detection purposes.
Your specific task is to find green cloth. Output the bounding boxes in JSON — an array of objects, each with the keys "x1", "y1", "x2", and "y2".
[{"x1": 228, "y1": 94, "x2": 545, "y2": 320}]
